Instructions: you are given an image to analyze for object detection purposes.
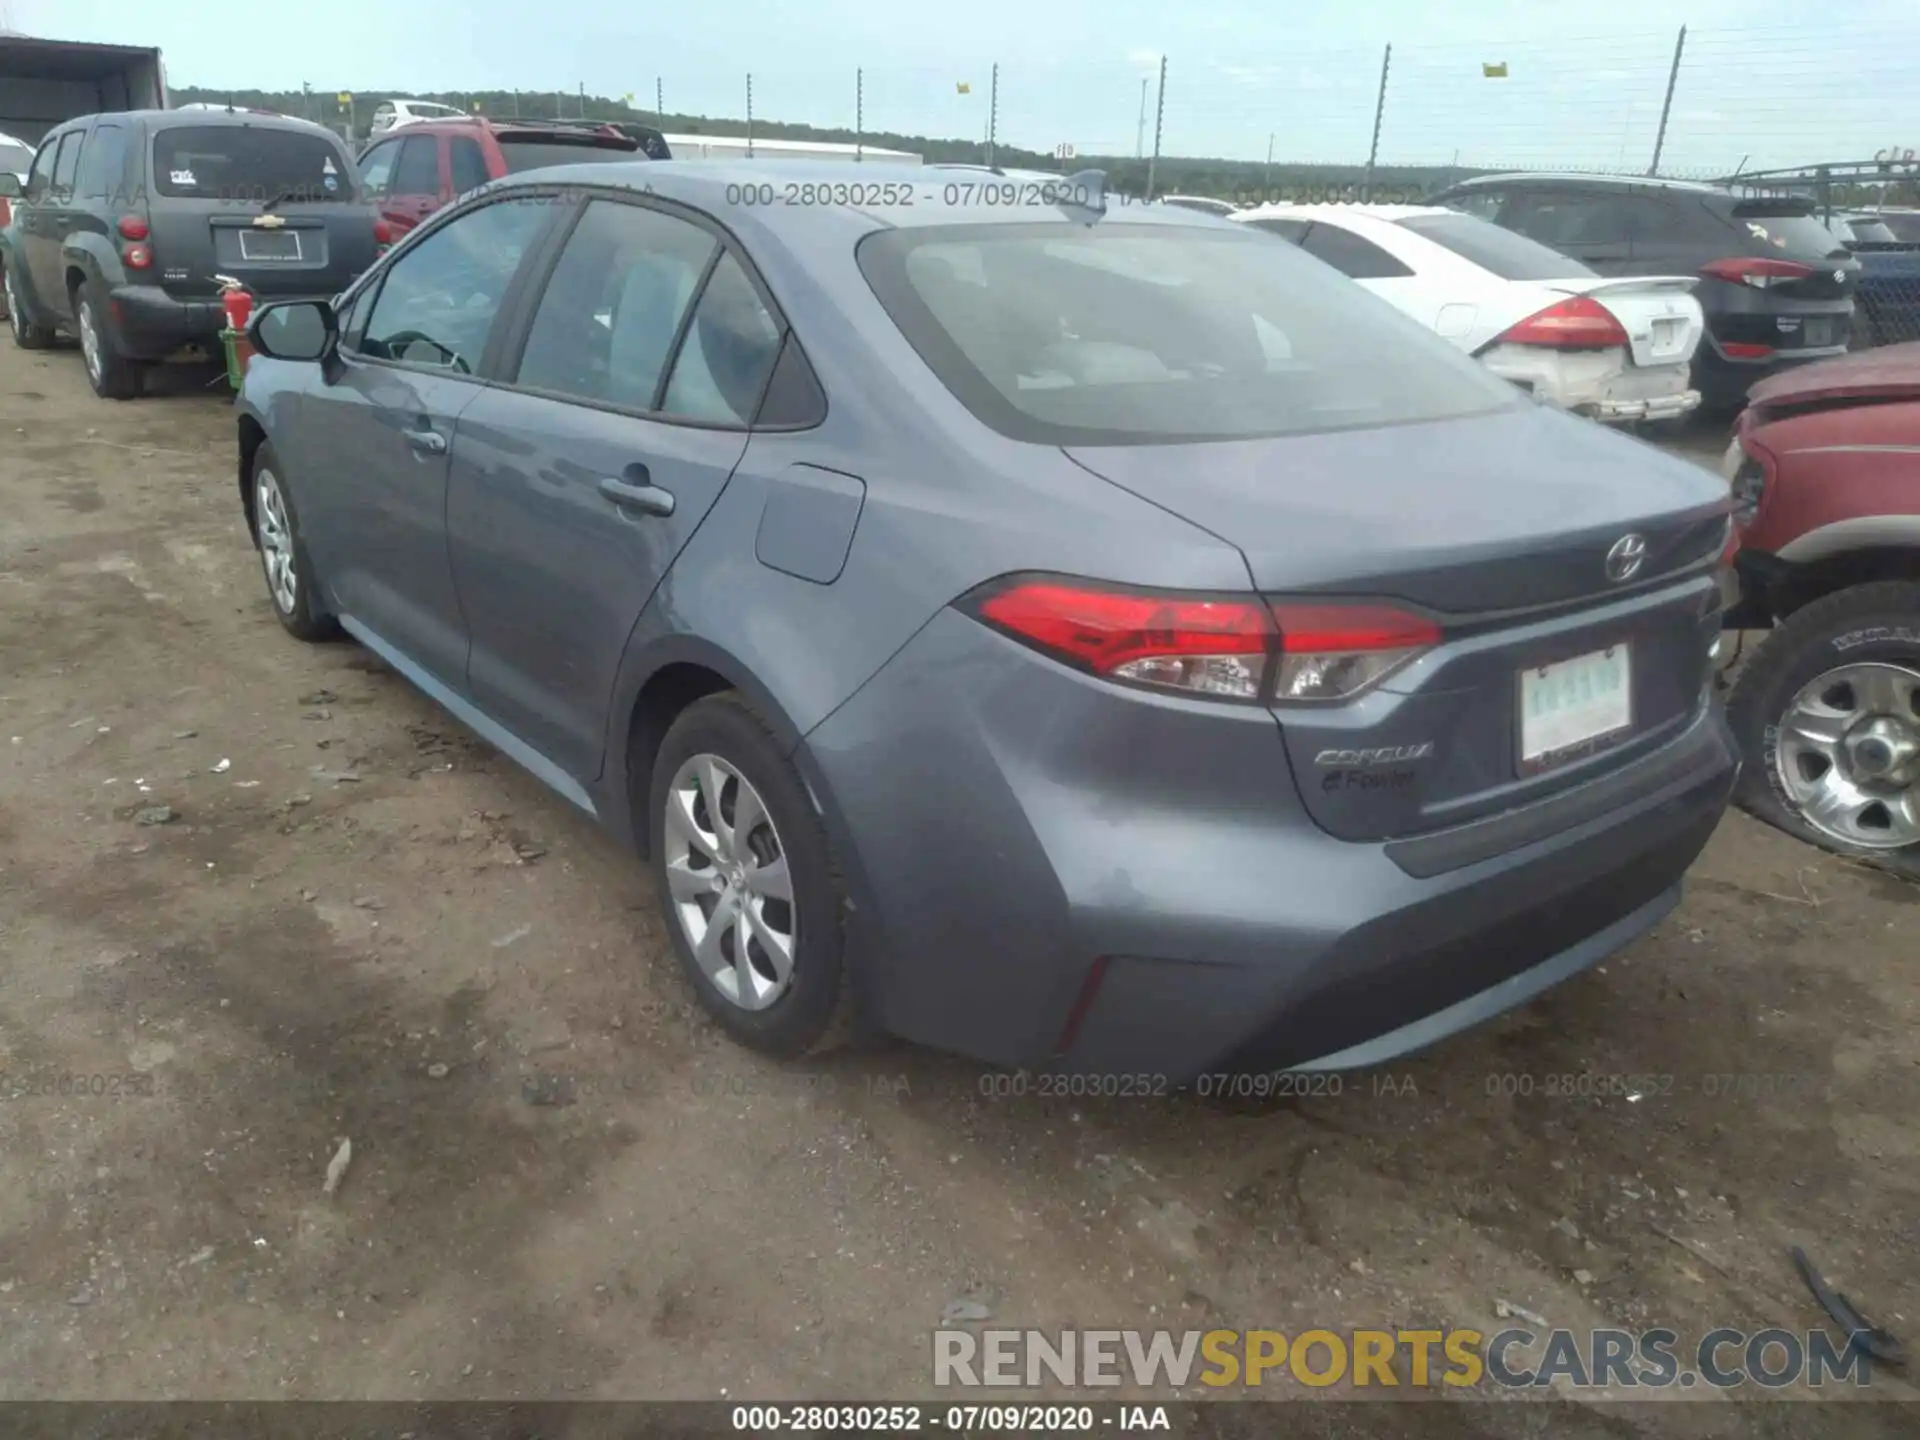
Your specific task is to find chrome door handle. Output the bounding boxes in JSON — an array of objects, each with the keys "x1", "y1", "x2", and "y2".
[
  {"x1": 404, "y1": 427, "x2": 447, "y2": 456},
  {"x1": 598, "y1": 474, "x2": 675, "y2": 517}
]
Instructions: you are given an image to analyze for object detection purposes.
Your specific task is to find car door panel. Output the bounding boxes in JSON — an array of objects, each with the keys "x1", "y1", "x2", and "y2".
[
  {"x1": 26, "y1": 130, "x2": 80, "y2": 311},
  {"x1": 295, "y1": 193, "x2": 554, "y2": 688},
  {"x1": 447, "y1": 198, "x2": 783, "y2": 782}
]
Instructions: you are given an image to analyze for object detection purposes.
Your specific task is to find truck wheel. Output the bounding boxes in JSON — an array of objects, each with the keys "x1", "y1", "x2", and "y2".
[
  {"x1": 5, "y1": 261, "x2": 54, "y2": 349},
  {"x1": 74, "y1": 278, "x2": 144, "y2": 400},
  {"x1": 1727, "y1": 581, "x2": 1920, "y2": 877}
]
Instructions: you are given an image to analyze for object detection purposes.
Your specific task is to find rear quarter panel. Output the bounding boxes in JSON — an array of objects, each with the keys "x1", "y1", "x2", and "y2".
[{"x1": 593, "y1": 204, "x2": 1251, "y2": 845}]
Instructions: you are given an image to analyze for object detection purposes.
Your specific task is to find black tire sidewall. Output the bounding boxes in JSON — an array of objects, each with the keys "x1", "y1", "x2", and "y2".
[
  {"x1": 251, "y1": 442, "x2": 335, "y2": 642},
  {"x1": 647, "y1": 695, "x2": 847, "y2": 1057},
  {"x1": 76, "y1": 279, "x2": 139, "y2": 399},
  {"x1": 5, "y1": 259, "x2": 50, "y2": 348},
  {"x1": 1729, "y1": 592, "x2": 1920, "y2": 865}
]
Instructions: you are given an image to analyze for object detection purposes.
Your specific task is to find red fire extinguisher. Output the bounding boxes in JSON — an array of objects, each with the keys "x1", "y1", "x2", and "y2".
[{"x1": 216, "y1": 274, "x2": 253, "y2": 332}]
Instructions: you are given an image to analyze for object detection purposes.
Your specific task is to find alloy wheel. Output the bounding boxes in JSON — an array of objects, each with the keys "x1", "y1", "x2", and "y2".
[
  {"x1": 1773, "y1": 661, "x2": 1920, "y2": 849},
  {"x1": 254, "y1": 468, "x2": 299, "y2": 615},
  {"x1": 78, "y1": 297, "x2": 103, "y2": 386},
  {"x1": 661, "y1": 753, "x2": 797, "y2": 1010}
]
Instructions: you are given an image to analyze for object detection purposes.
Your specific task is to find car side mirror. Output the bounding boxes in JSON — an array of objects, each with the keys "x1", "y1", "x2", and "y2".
[
  {"x1": 0, "y1": 172, "x2": 22, "y2": 199},
  {"x1": 248, "y1": 298, "x2": 337, "y2": 363}
]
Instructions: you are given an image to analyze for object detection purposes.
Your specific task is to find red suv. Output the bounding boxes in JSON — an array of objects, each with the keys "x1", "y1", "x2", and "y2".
[{"x1": 355, "y1": 117, "x2": 647, "y2": 236}]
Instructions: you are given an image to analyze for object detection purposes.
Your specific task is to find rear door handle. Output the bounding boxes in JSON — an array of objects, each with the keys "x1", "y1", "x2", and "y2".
[
  {"x1": 404, "y1": 427, "x2": 447, "y2": 456},
  {"x1": 598, "y1": 469, "x2": 675, "y2": 517}
]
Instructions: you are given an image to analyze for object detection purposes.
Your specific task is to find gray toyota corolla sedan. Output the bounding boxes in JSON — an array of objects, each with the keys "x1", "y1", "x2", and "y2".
[{"x1": 234, "y1": 162, "x2": 1738, "y2": 1080}]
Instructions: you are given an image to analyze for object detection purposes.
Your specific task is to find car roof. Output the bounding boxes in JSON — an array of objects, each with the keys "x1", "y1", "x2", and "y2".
[
  {"x1": 390, "y1": 115, "x2": 630, "y2": 137},
  {"x1": 1441, "y1": 171, "x2": 1729, "y2": 196},
  {"x1": 484, "y1": 160, "x2": 1225, "y2": 231}
]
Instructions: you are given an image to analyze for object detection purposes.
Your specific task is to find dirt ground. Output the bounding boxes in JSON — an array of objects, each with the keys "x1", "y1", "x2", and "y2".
[{"x1": 0, "y1": 341, "x2": 1915, "y2": 1432}]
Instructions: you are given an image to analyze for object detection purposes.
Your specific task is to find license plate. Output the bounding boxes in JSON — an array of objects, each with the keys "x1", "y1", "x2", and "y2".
[
  {"x1": 1651, "y1": 316, "x2": 1682, "y2": 354},
  {"x1": 1519, "y1": 645, "x2": 1632, "y2": 771},
  {"x1": 1800, "y1": 318, "x2": 1834, "y2": 348},
  {"x1": 238, "y1": 229, "x2": 302, "y2": 261}
]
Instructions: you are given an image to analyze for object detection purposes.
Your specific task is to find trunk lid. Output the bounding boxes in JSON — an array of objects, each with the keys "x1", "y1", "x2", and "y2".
[
  {"x1": 1547, "y1": 276, "x2": 1702, "y2": 369},
  {"x1": 1066, "y1": 403, "x2": 1730, "y2": 841},
  {"x1": 146, "y1": 204, "x2": 379, "y2": 300}
]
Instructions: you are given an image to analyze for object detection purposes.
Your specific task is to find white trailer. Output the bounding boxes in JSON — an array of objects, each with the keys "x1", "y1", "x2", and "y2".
[{"x1": 660, "y1": 133, "x2": 922, "y2": 165}]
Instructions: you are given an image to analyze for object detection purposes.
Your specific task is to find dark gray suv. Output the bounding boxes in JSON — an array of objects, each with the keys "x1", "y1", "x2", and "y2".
[
  {"x1": 232, "y1": 163, "x2": 1739, "y2": 1080},
  {"x1": 0, "y1": 109, "x2": 379, "y2": 398}
]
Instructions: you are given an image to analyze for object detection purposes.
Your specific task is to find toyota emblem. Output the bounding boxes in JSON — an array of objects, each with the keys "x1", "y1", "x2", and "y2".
[{"x1": 1605, "y1": 533, "x2": 1648, "y2": 583}]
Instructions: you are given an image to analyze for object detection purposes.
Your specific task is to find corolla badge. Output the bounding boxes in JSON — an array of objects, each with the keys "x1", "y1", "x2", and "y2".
[{"x1": 1605, "y1": 533, "x2": 1648, "y2": 583}]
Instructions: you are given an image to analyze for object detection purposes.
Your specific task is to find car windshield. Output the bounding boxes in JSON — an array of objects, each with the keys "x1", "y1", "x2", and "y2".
[
  {"x1": 497, "y1": 136, "x2": 641, "y2": 173},
  {"x1": 859, "y1": 221, "x2": 1519, "y2": 445},
  {"x1": 152, "y1": 126, "x2": 354, "y2": 202},
  {"x1": 0, "y1": 140, "x2": 32, "y2": 175},
  {"x1": 1400, "y1": 211, "x2": 1595, "y2": 280}
]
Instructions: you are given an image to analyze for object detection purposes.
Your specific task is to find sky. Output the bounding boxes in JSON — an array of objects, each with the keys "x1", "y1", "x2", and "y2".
[{"x1": 9, "y1": 0, "x2": 1917, "y2": 174}]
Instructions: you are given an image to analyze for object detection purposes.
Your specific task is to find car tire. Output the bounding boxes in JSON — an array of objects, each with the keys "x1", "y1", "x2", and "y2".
[
  {"x1": 5, "y1": 260, "x2": 54, "y2": 349},
  {"x1": 73, "y1": 277, "x2": 143, "y2": 400},
  {"x1": 1727, "y1": 581, "x2": 1920, "y2": 877},
  {"x1": 648, "y1": 692, "x2": 856, "y2": 1058},
  {"x1": 249, "y1": 441, "x2": 340, "y2": 643}
]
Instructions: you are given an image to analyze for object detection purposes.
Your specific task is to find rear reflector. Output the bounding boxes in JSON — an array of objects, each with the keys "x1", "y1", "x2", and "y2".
[
  {"x1": 965, "y1": 577, "x2": 1440, "y2": 703},
  {"x1": 1495, "y1": 294, "x2": 1628, "y2": 350},
  {"x1": 1701, "y1": 256, "x2": 1814, "y2": 289},
  {"x1": 1722, "y1": 341, "x2": 1774, "y2": 359}
]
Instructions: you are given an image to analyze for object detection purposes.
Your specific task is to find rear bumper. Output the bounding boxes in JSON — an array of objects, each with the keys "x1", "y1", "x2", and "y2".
[
  {"x1": 105, "y1": 284, "x2": 224, "y2": 357},
  {"x1": 1482, "y1": 347, "x2": 1698, "y2": 423},
  {"x1": 805, "y1": 607, "x2": 1739, "y2": 1082},
  {"x1": 1693, "y1": 335, "x2": 1849, "y2": 409}
]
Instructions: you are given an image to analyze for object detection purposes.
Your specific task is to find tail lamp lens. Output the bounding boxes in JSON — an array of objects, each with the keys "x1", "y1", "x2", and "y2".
[
  {"x1": 1701, "y1": 256, "x2": 1814, "y2": 289},
  {"x1": 1494, "y1": 294, "x2": 1629, "y2": 350},
  {"x1": 966, "y1": 578, "x2": 1440, "y2": 703}
]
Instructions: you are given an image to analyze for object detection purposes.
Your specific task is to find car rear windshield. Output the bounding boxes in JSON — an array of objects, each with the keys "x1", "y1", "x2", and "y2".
[
  {"x1": 0, "y1": 140, "x2": 31, "y2": 175},
  {"x1": 1398, "y1": 212, "x2": 1595, "y2": 280},
  {"x1": 1878, "y1": 212, "x2": 1920, "y2": 243},
  {"x1": 858, "y1": 222, "x2": 1519, "y2": 445},
  {"x1": 1723, "y1": 199, "x2": 1850, "y2": 259},
  {"x1": 1840, "y1": 216, "x2": 1898, "y2": 244},
  {"x1": 152, "y1": 125, "x2": 353, "y2": 202},
  {"x1": 496, "y1": 136, "x2": 641, "y2": 173}
]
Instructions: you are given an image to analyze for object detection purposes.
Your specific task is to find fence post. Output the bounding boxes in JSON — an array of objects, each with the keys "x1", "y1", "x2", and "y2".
[
  {"x1": 1363, "y1": 43, "x2": 1390, "y2": 202},
  {"x1": 987, "y1": 63, "x2": 999, "y2": 168},
  {"x1": 1649, "y1": 25, "x2": 1687, "y2": 177},
  {"x1": 746, "y1": 73, "x2": 754, "y2": 157},
  {"x1": 656, "y1": 77, "x2": 663, "y2": 124},
  {"x1": 1146, "y1": 55, "x2": 1167, "y2": 200},
  {"x1": 856, "y1": 68, "x2": 863, "y2": 162}
]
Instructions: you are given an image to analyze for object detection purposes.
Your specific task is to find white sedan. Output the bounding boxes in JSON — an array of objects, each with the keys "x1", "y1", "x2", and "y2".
[{"x1": 1233, "y1": 203, "x2": 1705, "y2": 423}]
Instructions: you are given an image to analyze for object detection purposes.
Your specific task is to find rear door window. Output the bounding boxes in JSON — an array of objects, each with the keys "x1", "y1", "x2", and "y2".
[
  {"x1": 152, "y1": 125, "x2": 354, "y2": 203},
  {"x1": 390, "y1": 136, "x2": 441, "y2": 198},
  {"x1": 449, "y1": 137, "x2": 490, "y2": 196},
  {"x1": 661, "y1": 252, "x2": 784, "y2": 425},
  {"x1": 75, "y1": 122, "x2": 128, "y2": 201},
  {"x1": 1396, "y1": 213, "x2": 1594, "y2": 279},
  {"x1": 1510, "y1": 190, "x2": 1633, "y2": 248},
  {"x1": 1296, "y1": 223, "x2": 1413, "y2": 279},
  {"x1": 514, "y1": 198, "x2": 717, "y2": 410}
]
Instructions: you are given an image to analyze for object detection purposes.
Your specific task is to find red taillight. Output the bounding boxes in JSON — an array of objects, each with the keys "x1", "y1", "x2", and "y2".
[
  {"x1": 122, "y1": 244, "x2": 152, "y2": 270},
  {"x1": 966, "y1": 578, "x2": 1440, "y2": 703},
  {"x1": 1700, "y1": 256, "x2": 1813, "y2": 289},
  {"x1": 373, "y1": 218, "x2": 392, "y2": 246},
  {"x1": 1268, "y1": 602, "x2": 1442, "y2": 702},
  {"x1": 1494, "y1": 294, "x2": 1629, "y2": 350},
  {"x1": 1722, "y1": 341, "x2": 1773, "y2": 359},
  {"x1": 974, "y1": 579, "x2": 1275, "y2": 699},
  {"x1": 116, "y1": 214, "x2": 149, "y2": 240}
]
